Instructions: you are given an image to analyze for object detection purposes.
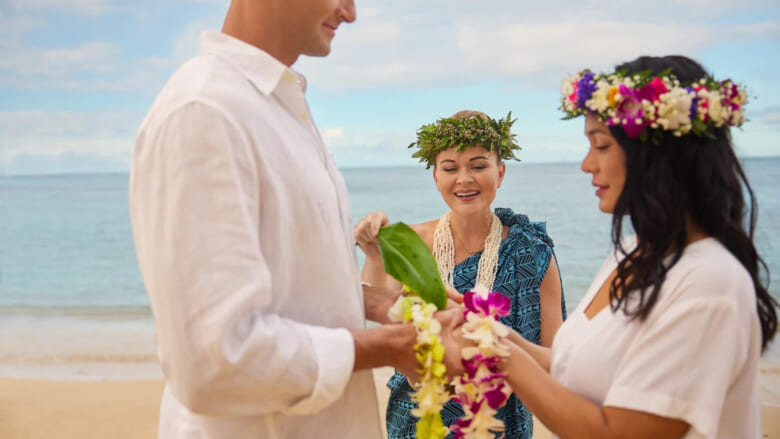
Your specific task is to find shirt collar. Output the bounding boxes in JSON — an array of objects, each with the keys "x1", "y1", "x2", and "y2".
[{"x1": 199, "y1": 30, "x2": 307, "y2": 95}]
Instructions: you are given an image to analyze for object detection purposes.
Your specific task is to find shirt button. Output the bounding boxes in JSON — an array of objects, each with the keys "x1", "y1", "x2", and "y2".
[
  {"x1": 301, "y1": 112, "x2": 309, "y2": 121},
  {"x1": 283, "y1": 72, "x2": 295, "y2": 82}
]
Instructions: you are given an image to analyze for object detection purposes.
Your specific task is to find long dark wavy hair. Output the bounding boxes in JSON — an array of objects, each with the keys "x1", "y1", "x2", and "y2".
[{"x1": 607, "y1": 55, "x2": 777, "y2": 352}]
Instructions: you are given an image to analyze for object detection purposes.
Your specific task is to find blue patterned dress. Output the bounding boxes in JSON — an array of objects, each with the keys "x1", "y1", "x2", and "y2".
[{"x1": 386, "y1": 207, "x2": 566, "y2": 439}]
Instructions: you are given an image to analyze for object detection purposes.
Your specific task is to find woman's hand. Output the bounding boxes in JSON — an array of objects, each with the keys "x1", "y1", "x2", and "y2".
[
  {"x1": 445, "y1": 287, "x2": 464, "y2": 309},
  {"x1": 353, "y1": 211, "x2": 389, "y2": 259},
  {"x1": 435, "y1": 308, "x2": 467, "y2": 379}
]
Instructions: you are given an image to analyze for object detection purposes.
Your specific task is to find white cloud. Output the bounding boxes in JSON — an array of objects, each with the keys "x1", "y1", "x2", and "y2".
[
  {"x1": 3, "y1": 1, "x2": 778, "y2": 94},
  {"x1": 0, "y1": 110, "x2": 141, "y2": 140},
  {"x1": 322, "y1": 127, "x2": 418, "y2": 167},
  {"x1": 321, "y1": 127, "x2": 346, "y2": 147},
  {"x1": 757, "y1": 107, "x2": 780, "y2": 125},
  {"x1": 0, "y1": 12, "x2": 40, "y2": 38},
  {"x1": 7, "y1": 0, "x2": 118, "y2": 15},
  {"x1": 297, "y1": 2, "x2": 780, "y2": 91},
  {"x1": 0, "y1": 41, "x2": 177, "y2": 93},
  {"x1": 0, "y1": 111, "x2": 139, "y2": 174},
  {"x1": 4, "y1": 0, "x2": 225, "y2": 16},
  {"x1": 0, "y1": 0, "x2": 777, "y2": 174},
  {"x1": 0, "y1": 42, "x2": 118, "y2": 76}
]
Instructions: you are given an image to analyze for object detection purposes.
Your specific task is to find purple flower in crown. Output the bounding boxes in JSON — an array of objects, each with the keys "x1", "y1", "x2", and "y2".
[
  {"x1": 609, "y1": 84, "x2": 646, "y2": 138},
  {"x1": 576, "y1": 72, "x2": 597, "y2": 110},
  {"x1": 685, "y1": 86, "x2": 699, "y2": 122}
]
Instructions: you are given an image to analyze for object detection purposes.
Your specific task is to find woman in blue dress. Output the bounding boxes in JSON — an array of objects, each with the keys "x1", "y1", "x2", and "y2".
[{"x1": 354, "y1": 110, "x2": 566, "y2": 439}]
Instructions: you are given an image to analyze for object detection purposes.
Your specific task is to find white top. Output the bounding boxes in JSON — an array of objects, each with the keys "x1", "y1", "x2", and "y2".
[
  {"x1": 550, "y1": 237, "x2": 761, "y2": 439},
  {"x1": 129, "y1": 31, "x2": 381, "y2": 439}
]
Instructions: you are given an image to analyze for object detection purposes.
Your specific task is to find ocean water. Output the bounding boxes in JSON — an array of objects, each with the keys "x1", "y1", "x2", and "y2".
[{"x1": 0, "y1": 160, "x2": 778, "y2": 388}]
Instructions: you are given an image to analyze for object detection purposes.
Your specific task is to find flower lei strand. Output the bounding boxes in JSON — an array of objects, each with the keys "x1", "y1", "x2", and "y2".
[
  {"x1": 388, "y1": 287, "x2": 451, "y2": 439},
  {"x1": 451, "y1": 287, "x2": 512, "y2": 439},
  {"x1": 560, "y1": 69, "x2": 747, "y2": 142},
  {"x1": 388, "y1": 286, "x2": 513, "y2": 439}
]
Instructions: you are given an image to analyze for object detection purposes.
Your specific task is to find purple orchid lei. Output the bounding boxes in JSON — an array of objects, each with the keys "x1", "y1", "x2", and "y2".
[{"x1": 451, "y1": 288, "x2": 512, "y2": 439}]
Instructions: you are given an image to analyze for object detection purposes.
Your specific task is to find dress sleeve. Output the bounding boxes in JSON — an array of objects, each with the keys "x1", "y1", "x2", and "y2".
[
  {"x1": 130, "y1": 101, "x2": 354, "y2": 417},
  {"x1": 522, "y1": 221, "x2": 553, "y2": 281},
  {"x1": 603, "y1": 288, "x2": 749, "y2": 438}
]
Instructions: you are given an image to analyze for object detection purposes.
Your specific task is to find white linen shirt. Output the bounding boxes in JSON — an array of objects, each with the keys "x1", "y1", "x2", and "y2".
[
  {"x1": 550, "y1": 237, "x2": 761, "y2": 439},
  {"x1": 129, "y1": 31, "x2": 382, "y2": 439}
]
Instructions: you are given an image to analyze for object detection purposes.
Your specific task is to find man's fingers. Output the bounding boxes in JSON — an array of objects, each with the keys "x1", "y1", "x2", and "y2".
[
  {"x1": 436, "y1": 307, "x2": 465, "y2": 329},
  {"x1": 446, "y1": 288, "x2": 463, "y2": 304}
]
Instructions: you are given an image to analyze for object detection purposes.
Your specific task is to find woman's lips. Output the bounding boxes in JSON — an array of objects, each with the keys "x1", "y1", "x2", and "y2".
[{"x1": 455, "y1": 191, "x2": 479, "y2": 201}]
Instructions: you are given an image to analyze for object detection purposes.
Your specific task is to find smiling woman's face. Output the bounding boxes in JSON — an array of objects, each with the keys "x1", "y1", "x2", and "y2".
[
  {"x1": 433, "y1": 146, "x2": 505, "y2": 216},
  {"x1": 580, "y1": 115, "x2": 627, "y2": 214}
]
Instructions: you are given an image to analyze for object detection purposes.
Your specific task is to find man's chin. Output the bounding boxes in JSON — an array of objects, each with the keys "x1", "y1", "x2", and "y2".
[{"x1": 302, "y1": 43, "x2": 332, "y2": 58}]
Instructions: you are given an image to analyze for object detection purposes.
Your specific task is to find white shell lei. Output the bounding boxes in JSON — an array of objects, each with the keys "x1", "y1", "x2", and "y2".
[{"x1": 432, "y1": 211, "x2": 502, "y2": 293}]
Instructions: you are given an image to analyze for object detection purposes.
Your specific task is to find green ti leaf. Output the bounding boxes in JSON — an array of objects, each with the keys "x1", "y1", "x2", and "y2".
[{"x1": 377, "y1": 222, "x2": 448, "y2": 310}]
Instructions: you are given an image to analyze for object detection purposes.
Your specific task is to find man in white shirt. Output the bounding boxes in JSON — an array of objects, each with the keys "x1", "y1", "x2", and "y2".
[{"x1": 129, "y1": 1, "x2": 457, "y2": 437}]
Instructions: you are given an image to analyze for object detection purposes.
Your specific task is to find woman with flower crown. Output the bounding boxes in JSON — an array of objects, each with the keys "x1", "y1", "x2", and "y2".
[
  {"x1": 354, "y1": 109, "x2": 566, "y2": 439},
  {"x1": 443, "y1": 55, "x2": 778, "y2": 438}
]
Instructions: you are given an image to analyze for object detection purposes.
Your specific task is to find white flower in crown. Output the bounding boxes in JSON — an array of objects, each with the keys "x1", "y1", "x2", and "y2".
[
  {"x1": 731, "y1": 108, "x2": 746, "y2": 126},
  {"x1": 561, "y1": 74, "x2": 579, "y2": 113},
  {"x1": 707, "y1": 90, "x2": 727, "y2": 126},
  {"x1": 738, "y1": 88, "x2": 748, "y2": 105},
  {"x1": 656, "y1": 87, "x2": 694, "y2": 131},
  {"x1": 561, "y1": 76, "x2": 576, "y2": 96},
  {"x1": 640, "y1": 99, "x2": 656, "y2": 122},
  {"x1": 586, "y1": 79, "x2": 612, "y2": 113}
]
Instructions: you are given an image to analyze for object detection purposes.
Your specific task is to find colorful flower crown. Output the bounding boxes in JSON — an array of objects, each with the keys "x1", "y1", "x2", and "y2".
[
  {"x1": 560, "y1": 69, "x2": 747, "y2": 141},
  {"x1": 409, "y1": 112, "x2": 521, "y2": 169}
]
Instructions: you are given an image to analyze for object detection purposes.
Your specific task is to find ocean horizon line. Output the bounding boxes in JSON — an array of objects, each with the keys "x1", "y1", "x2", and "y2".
[{"x1": 1, "y1": 155, "x2": 778, "y2": 179}]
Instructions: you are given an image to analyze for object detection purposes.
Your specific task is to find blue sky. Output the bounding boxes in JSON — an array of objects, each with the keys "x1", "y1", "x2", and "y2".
[{"x1": 1, "y1": 0, "x2": 778, "y2": 174}]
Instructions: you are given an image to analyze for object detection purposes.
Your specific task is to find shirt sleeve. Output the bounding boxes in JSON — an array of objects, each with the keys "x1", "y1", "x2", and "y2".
[
  {"x1": 129, "y1": 101, "x2": 355, "y2": 417},
  {"x1": 603, "y1": 288, "x2": 748, "y2": 438}
]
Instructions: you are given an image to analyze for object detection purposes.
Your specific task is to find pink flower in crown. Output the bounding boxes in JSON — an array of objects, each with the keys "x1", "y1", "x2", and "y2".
[
  {"x1": 693, "y1": 84, "x2": 710, "y2": 122},
  {"x1": 721, "y1": 80, "x2": 743, "y2": 111},
  {"x1": 638, "y1": 77, "x2": 668, "y2": 102},
  {"x1": 568, "y1": 78, "x2": 579, "y2": 104},
  {"x1": 609, "y1": 84, "x2": 646, "y2": 138}
]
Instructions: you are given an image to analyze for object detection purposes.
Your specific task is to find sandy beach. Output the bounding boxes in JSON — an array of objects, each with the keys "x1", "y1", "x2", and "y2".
[{"x1": 0, "y1": 367, "x2": 777, "y2": 439}]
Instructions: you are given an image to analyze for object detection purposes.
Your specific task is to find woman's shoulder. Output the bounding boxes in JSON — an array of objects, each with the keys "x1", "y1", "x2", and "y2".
[
  {"x1": 494, "y1": 207, "x2": 554, "y2": 249},
  {"x1": 658, "y1": 238, "x2": 755, "y2": 317},
  {"x1": 675, "y1": 238, "x2": 753, "y2": 293}
]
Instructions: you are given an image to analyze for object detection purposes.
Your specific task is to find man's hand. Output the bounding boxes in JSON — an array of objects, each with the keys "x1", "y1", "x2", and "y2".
[
  {"x1": 388, "y1": 307, "x2": 466, "y2": 384},
  {"x1": 363, "y1": 284, "x2": 402, "y2": 324},
  {"x1": 445, "y1": 287, "x2": 463, "y2": 309}
]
